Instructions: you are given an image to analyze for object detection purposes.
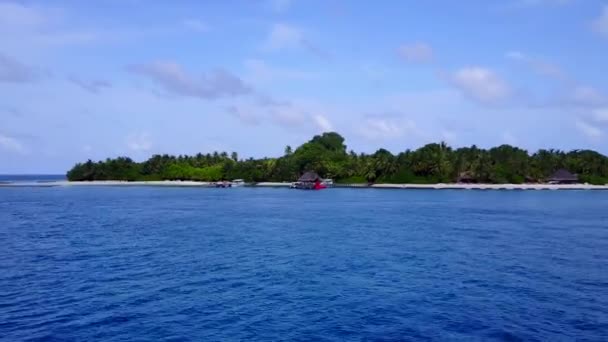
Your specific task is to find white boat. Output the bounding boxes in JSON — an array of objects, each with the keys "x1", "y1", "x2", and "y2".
[
  {"x1": 232, "y1": 179, "x2": 245, "y2": 187},
  {"x1": 322, "y1": 179, "x2": 334, "y2": 187}
]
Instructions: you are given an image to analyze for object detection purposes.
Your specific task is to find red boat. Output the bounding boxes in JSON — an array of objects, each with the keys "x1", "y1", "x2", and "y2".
[{"x1": 313, "y1": 180, "x2": 327, "y2": 190}]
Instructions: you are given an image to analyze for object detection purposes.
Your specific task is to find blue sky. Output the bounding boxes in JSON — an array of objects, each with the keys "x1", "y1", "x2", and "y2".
[{"x1": 1, "y1": 0, "x2": 608, "y2": 173}]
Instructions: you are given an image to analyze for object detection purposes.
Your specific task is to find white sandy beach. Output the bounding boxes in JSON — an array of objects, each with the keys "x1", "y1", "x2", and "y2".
[
  {"x1": 366, "y1": 183, "x2": 608, "y2": 190},
  {"x1": 67, "y1": 180, "x2": 213, "y2": 187},
  {"x1": 0, "y1": 180, "x2": 213, "y2": 187},
  {"x1": 1, "y1": 180, "x2": 607, "y2": 190}
]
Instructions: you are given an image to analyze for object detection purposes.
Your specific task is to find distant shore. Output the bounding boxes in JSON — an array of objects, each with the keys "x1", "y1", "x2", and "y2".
[{"x1": 1, "y1": 180, "x2": 608, "y2": 190}]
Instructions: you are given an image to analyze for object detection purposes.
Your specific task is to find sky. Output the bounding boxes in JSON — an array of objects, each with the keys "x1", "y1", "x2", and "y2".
[{"x1": 1, "y1": 0, "x2": 608, "y2": 173}]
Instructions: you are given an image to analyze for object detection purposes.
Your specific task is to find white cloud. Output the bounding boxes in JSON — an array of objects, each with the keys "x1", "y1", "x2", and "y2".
[
  {"x1": 528, "y1": 61, "x2": 563, "y2": 80},
  {"x1": 225, "y1": 95, "x2": 336, "y2": 133},
  {"x1": 507, "y1": 51, "x2": 607, "y2": 108},
  {"x1": 183, "y1": 19, "x2": 208, "y2": 33},
  {"x1": 592, "y1": 5, "x2": 608, "y2": 38},
  {"x1": 129, "y1": 61, "x2": 251, "y2": 100},
  {"x1": 448, "y1": 67, "x2": 511, "y2": 104},
  {"x1": 506, "y1": 0, "x2": 573, "y2": 9},
  {"x1": 519, "y1": 0, "x2": 572, "y2": 5},
  {"x1": 0, "y1": 2, "x2": 205, "y2": 49},
  {"x1": 357, "y1": 117, "x2": 418, "y2": 141},
  {"x1": 360, "y1": 63, "x2": 389, "y2": 81},
  {"x1": 272, "y1": 107, "x2": 307, "y2": 127},
  {"x1": 263, "y1": 23, "x2": 328, "y2": 59},
  {"x1": 244, "y1": 59, "x2": 318, "y2": 84},
  {"x1": 575, "y1": 119, "x2": 602, "y2": 139},
  {"x1": 126, "y1": 132, "x2": 152, "y2": 152},
  {"x1": 245, "y1": 59, "x2": 319, "y2": 83},
  {"x1": 0, "y1": 1, "x2": 99, "y2": 46},
  {"x1": 269, "y1": 0, "x2": 293, "y2": 13},
  {"x1": 570, "y1": 86, "x2": 607, "y2": 106},
  {"x1": 505, "y1": 51, "x2": 525, "y2": 60},
  {"x1": 264, "y1": 23, "x2": 303, "y2": 50},
  {"x1": 398, "y1": 43, "x2": 434, "y2": 63},
  {"x1": 506, "y1": 51, "x2": 565, "y2": 80},
  {"x1": 592, "y1": 108, "x2": 608, "y2": 122},
  {"x1": 313, "y1": 114, "x2": 333, "y2": 132},
  {"x1": 0, "y1": 2, "x2": 51, "y2": 33},
  {"x1": 0, "y1": 133, "x2": 27, "y2": 154}
]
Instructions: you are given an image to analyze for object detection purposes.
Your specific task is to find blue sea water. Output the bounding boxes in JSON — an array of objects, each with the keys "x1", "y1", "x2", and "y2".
[
  {"x1": 0, "y1": 174, "x2": 66, "y2": 184},
  {"x1": 1, "y1": 187, "x2": 607, "y2": 341}
]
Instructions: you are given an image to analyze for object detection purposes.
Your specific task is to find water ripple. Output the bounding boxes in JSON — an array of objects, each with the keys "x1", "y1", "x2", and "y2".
[{"x1": 1, "y1": 187, "x2": 607, "y2": 341}]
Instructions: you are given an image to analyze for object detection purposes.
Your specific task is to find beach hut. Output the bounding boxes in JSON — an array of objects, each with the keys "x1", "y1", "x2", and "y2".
[
  {"x1": 299, "y1": 171, "x2": 320, "y2": 183},
  {"x1": 295, "y1": 171, "x2": 326, "y2": 190},
  {"x1": 547, "y1": 169, "x2": 579, "y2": 184},
  {"x1": 457, "y1": 171, "x2": 476, "y2": 184}
]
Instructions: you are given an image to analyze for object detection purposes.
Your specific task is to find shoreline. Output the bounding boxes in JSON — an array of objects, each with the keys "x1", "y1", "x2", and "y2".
[{"x1": 1, "y1": 180, "x2": 608, "y2": 190}]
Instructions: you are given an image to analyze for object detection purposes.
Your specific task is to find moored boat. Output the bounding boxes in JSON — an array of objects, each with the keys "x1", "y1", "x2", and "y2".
[
  {"x1": 215, "y1": 181, "x2": 231, "y2": 188},
  {"x1": 232, "y1": 179, "x2": 245, "y2": 187},
  {"x1": 322, "y1": 179, "x2": 333, "y2": 187}
]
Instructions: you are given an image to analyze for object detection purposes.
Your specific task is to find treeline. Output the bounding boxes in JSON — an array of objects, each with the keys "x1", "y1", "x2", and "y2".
[{"x1": 67, "y1": 132, "x2": 608, "y2": 184}]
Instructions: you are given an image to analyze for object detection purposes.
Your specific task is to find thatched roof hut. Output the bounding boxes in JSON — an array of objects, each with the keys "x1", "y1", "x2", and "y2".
[
  {"x1": 457, "y1": 171, "x2": 476, "y2": 184},
  {"x1": 298, "y1": 171, "x2": 320, "y2": 183},
  {"x1": 547, "y1": 169, "x2": 578, "y2": 184}
]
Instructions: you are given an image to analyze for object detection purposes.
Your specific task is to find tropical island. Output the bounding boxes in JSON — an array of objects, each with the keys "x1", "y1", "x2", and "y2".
[{"x1": 66, "y1": 132, "x2": 608, "y2": 185}]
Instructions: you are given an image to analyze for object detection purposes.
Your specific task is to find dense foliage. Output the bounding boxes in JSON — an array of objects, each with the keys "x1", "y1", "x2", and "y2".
[{"x1": 67, "y1": 132, "x2": 608, "y2": 184}]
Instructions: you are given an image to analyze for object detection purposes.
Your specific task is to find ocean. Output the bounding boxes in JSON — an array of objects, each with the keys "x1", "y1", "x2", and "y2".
[
  {"x1": 0, "y1": 174, "x2": 66, "y2": 183},
  {"x1": 1, "y1": 187, "x2": 607, "y2": 341}
]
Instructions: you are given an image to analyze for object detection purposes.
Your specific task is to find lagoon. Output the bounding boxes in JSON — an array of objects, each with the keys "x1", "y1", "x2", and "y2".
[{"x1": 1, "y1": 187, "x2": 607, "y2": 340}]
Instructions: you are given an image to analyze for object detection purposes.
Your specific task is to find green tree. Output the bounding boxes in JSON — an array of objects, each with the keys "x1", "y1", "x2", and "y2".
[{"x1": 66, "y1": 132, "x2": 608, "y2": 185}]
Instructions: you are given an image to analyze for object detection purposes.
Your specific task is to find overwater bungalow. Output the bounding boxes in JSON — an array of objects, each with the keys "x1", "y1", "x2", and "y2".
[
  {"x1": 547, "y1": 169, "x2": 579, "y2": 184},
  {"x1": 294, "y1": 171, "x2": 326, "y2": 190}
]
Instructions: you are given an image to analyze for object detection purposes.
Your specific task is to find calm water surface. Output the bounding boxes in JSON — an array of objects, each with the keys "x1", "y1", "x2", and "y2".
[
  {"x1": 0, "y1": 175, "x2": 65, "y2": 183},
  {"x1": 1, "y1": 187, "x2": 607, "y2": 341}
]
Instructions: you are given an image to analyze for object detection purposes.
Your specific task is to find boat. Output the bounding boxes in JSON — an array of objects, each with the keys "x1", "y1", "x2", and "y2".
[
  {"x1": 215, "y1": 181, "x2": 231, "y2": 188},
  {"x1": 322, "y1": 179, "x2": 334, "y2": 187},
  {"x1": 232, "y1": 179, "x2": 245, "y2": 187}
]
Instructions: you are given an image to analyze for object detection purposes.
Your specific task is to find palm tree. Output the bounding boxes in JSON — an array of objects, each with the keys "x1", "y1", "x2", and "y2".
[{"x1": 364, "y1": 160, "x2": 377, "y2": 183}]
